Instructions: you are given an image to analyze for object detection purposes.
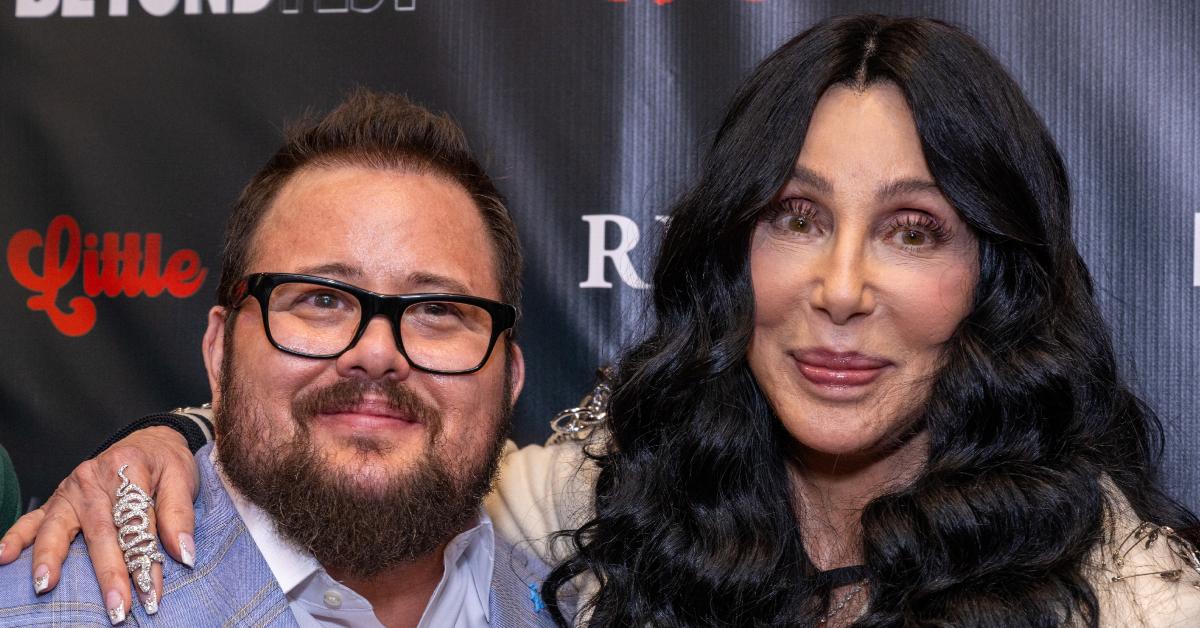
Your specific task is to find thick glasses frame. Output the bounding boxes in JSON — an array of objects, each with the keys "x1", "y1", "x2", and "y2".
[{"x1": 231, "y1": 272, "x2": 517, "y2": 375}]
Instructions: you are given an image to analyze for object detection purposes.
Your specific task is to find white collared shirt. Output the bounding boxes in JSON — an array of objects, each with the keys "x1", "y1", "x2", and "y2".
[{"x1": 213, "y1": 447, "x2": 496, "y2": 627}]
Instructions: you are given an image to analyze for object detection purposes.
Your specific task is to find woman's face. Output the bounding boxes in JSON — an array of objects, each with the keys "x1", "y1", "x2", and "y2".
[{"x1": 748, "y1": 83, "x2": 978, "y2": 461}]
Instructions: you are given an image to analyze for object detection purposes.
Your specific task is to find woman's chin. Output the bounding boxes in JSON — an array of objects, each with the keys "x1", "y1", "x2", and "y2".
[
  {"x1": 796, "y1": 437, "x2": 881, "y2": 461},
  {"x1": 784, "y1": 424, "x2": 929, "y2": 475},
  {"x1": 781, "y1": 416, "x2": 883, "y2": 454}
]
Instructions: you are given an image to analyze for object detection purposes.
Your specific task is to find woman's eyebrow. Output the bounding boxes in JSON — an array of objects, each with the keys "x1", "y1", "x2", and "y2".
[
  {"x1": 790, "y1": 165, "x2": 834, "y2": 194},
  {"x1": 875, "y1": 178, "x2": 941, "y2": 201},
  {"x1": 791, "y1": 166, "x2": 940, "y2": 201}
]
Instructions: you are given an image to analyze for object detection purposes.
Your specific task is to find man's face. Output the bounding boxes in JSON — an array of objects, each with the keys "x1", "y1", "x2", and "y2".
[{"x1": 202, "y1": 165, "x2": 523, "y2": 574}]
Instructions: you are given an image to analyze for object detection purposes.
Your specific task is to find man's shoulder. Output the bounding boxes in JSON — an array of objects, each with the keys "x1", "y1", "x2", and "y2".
[
  {"x1": 0, "y1": 535, "x2": 111, "y2": 625},
  {"x1": 0, "y1": 448, "x2": 297, "y2": 626},
  {"x1": 0, "y1": 529, "x2": 297, "y2": 627}
]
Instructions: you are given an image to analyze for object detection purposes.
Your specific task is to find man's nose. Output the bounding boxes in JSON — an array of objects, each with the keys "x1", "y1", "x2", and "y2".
[{"x1": 335, "y1": 316, "x2": 413, "y2": 380}]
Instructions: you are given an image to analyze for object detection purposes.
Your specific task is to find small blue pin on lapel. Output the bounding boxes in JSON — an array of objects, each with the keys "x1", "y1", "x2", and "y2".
[{"x1": 529, "y1": 582, "x2": 546, "y2": 613}]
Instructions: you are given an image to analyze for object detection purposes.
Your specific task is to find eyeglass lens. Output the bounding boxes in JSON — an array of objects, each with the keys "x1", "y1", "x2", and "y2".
[{"x1": 266, "y1": 281, "x2": 496, "y2": 372}]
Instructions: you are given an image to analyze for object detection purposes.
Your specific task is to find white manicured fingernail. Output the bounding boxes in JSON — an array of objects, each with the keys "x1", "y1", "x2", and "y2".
[
  {"x1": 138, "y1": 587, "x2": 158, "y2": 614},
  {"x1": 106, "y1": 591, "x2": 126, "y2": 625},
  {"x1": 179, "y1": 533, "x2": 195, "y2": 568},
  {"x1": 33, "y1": 564, "x2": 49, "y2": 593}
]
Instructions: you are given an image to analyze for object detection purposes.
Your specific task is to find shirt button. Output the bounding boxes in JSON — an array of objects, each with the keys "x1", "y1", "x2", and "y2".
[{"x1": 323, "y1": 591, "x2": 342, "y2": 609}]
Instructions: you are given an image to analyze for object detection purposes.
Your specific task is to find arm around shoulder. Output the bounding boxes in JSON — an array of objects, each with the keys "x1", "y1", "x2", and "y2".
[{"x1": 485, "y1": 437, "x2": 600, "y2": 567}]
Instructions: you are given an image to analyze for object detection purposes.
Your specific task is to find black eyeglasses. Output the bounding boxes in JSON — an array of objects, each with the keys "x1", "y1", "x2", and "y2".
[{"x1": 231, "y1": 273, "x2": 517, "y2": 375}]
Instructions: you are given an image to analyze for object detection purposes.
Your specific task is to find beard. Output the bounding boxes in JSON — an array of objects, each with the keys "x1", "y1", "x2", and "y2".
[{"x1": 214, "y1": 343, "x2": 512, "y2": 578}]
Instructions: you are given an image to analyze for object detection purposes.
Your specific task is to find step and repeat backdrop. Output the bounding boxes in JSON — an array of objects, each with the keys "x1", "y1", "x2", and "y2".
[{"x1": 2, "y1": 1, "x2": 1197, "y2": 510}]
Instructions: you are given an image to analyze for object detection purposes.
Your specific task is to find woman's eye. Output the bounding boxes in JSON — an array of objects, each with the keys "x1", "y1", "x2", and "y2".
[
  {"x1": 885, "y1": 213, "x2": 949, "y2": 250},
  {"x1": 898, "y1": 229, "x2": 928, "y2": 247},
  {"x1": 769, "y1": 200, "x2": 818, "y2": 235},
  {"x1": 783, "y1": 215, "x2": 812, "y2": 234}
]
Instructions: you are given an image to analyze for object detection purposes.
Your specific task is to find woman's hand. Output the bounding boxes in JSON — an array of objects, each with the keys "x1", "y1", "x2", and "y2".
[{"x1": 0, "y1": 426, "x2": 200, "y2": 616}]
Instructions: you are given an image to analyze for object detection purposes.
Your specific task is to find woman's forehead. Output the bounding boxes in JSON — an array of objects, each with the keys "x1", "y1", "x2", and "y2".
[{"x1": 791, "y1": 84, "x2": 937, "y2": 197}]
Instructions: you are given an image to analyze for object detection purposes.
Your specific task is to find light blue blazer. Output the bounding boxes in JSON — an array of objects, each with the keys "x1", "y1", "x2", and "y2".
[{"x1": 0, "y1": 444, "x2": 559, "y2": 627}]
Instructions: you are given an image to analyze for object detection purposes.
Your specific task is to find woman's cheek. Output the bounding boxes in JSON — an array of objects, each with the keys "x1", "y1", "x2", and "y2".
[
  {"x1": 887, "y1": 262, "x2": 975, "y2": 344},
  {"x1": 751, "y1": 240, "x2": 818, "y2": 323}
]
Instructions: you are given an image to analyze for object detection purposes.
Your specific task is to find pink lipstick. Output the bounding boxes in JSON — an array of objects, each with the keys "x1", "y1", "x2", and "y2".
[{"x1": 792, "y1": 349, "x2": 891, "y2": 387}]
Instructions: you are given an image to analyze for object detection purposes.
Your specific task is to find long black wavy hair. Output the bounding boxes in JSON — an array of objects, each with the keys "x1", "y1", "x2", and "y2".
[{"x1": 543, "y1": 14, "x2": 1198, "y2": 627}]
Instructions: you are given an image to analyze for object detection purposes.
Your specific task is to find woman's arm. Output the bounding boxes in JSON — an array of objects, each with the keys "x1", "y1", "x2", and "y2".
[
  {"x1": 486, "y1": 439, "x2": 598, "y2": 564},
  {"x1": 0, "y1": 410, "x2": 204, "y2": 618},
  {"x1": 486, "y1": 371, "x2": 609, "y2": 565}
]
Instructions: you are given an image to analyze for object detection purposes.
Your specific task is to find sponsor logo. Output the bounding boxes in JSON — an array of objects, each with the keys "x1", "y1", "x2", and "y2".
[
  {"x1": 579, "y1": 214, "x2": 667, "y2": 289},
  {"x1": 6, "y1": 215, "x2": 208, "y2": 336},
  {"x1": 15, "y1": 0, "x2": 413, "y2": 18}
]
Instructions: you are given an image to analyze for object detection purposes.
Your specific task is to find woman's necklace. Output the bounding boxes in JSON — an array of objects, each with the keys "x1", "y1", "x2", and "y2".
[{"x1": 816, "y1": 582, "x2": 864, "y2": 625}]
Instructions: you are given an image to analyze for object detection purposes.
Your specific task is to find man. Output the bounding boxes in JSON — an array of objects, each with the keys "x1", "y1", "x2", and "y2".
[{"x1": 0, "y1": 90, "x2": 557, "y2": 627}]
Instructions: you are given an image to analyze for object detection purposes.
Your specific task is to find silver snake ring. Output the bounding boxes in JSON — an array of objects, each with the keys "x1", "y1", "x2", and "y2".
[{"x1": 112, "y1": 464, "x2": 165, "y2": 595}]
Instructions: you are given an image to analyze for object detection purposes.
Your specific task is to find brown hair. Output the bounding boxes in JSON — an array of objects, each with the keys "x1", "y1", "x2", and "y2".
[{"x1": 216, "y1": 89, "x2": 522, "y2": 314}]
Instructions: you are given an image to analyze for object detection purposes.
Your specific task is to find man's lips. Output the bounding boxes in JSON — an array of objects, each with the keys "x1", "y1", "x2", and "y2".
[
  {"x1": 792, "y1": 349, "x2": 893, "y2": 387},
  {"x1": 317, "y1": 399, "x2": 422, "y2": 428}
]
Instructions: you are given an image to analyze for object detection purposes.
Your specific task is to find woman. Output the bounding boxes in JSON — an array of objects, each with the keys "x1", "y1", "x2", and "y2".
[
  {"x1": 6, "y1": 14, "x2": 1199, "y2": 627},
  {"x1": 537, "y1": 14, "x2": 1200, "y2": 627}
]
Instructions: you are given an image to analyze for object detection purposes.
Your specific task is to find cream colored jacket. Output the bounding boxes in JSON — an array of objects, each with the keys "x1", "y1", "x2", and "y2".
[{"x1": 485, "y1": 440, "x2": 1200, "y2": 626}]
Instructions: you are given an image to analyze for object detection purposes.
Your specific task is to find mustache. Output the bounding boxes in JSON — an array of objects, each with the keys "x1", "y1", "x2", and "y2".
[{"x1": 291, "y1": 378, "x2": 442, "y2": 438}]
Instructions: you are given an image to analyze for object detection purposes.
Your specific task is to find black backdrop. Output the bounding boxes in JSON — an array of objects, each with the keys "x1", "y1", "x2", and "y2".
[{"x1": 2, "y1": 0, "x2": 1197, "y2": 513}]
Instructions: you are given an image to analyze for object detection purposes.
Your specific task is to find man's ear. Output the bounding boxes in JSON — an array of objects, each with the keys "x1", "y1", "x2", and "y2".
[
  {"x1": 202, "y1": 306, "x2": 229, "y2": 406},
  {"x1": 506, "y1": 341, "x2": 526, "y2": 405}
]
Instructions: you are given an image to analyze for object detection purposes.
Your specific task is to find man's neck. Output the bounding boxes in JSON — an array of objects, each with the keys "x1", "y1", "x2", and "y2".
[{"x1": 325, "y1": 543, "x2": 449, "y2": 628}]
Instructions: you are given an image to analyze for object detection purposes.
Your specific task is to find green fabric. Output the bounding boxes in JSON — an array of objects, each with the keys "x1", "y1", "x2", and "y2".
[{"x1": 0, "y1": 444, "x2": 20, "y2": 533}]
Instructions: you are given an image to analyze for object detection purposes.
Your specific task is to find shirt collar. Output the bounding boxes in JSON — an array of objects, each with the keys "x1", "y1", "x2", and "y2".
[
  {"x1": 211, "y1": 445, "x2": 496, "y2": 617},
  {"x1": 442, "y1": 511, "x2": 495, "y2": 623}
]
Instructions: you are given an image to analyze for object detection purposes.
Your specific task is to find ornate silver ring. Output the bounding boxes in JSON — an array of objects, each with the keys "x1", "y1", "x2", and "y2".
[{"x1": 112, "y1": 465, "x2": 165, "y2": 598}]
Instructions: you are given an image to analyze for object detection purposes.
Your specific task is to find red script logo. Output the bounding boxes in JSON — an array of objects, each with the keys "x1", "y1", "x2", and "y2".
[{"x1": 7, "y1": 215, "x2": 208, "y2": 336}]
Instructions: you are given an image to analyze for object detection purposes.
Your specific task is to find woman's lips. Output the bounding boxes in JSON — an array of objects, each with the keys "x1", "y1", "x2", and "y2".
[{"x1": 792, "y1": 349, "x2": 892, "y2": 387}]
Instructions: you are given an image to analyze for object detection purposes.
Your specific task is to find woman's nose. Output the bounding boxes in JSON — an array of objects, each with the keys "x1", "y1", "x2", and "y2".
[{"x1": 808, "y1": 242, "x2": 875, "y2": 325}]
